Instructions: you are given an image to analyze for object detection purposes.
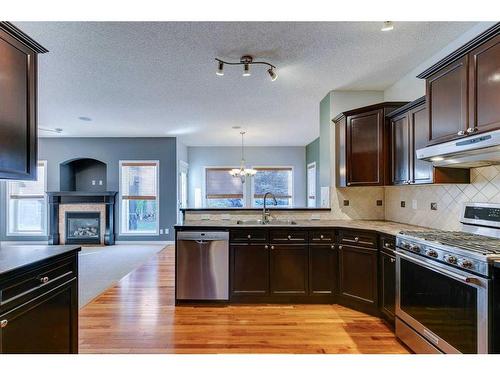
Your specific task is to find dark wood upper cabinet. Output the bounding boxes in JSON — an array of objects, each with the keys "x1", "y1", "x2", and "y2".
[
  {"x1": 388, "y1": 98, "x2": 470, "y2": 185},
  {"x1": 333, "y1": 102, "x2": 407, "y2": 187},
  {"x1": 391, "y1": 112, "x2": 411, "y2": 185},
  {"x1": 418, "y1": 23, "x2": 500, "y2": 146},
  {"x1": 426, "y1": 56, "x2": 469, "y2": 145},
  {"x1": 0, "y1": 22, "x2": 47, "y2": 181},
  {"x1": 410, "y1": 102, "x2": 434, "y2": 184},
  {"x1": 469, "y1": 34, "x2": 500, "y2": 134}
]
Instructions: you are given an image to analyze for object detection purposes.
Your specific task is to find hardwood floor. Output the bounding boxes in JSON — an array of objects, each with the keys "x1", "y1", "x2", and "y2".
[{"x1": 79, "y1": 246, "x2": 410, "y2": 354}]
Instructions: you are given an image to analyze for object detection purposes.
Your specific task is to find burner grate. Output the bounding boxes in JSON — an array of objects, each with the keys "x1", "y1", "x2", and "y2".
[{"x1": 399, "y1": 230, "x2": 500, "y2": 255}]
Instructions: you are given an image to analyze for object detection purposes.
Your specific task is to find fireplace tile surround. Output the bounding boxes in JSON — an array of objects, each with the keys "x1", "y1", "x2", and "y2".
[{"x1": 48, "y1": 191, "x2": 117, "y2": 245}]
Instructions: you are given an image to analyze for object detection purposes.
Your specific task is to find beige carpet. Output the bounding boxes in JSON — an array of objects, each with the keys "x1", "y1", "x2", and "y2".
[{"x1": 78, "y1": 244, "x2": 165, "y2": 307}]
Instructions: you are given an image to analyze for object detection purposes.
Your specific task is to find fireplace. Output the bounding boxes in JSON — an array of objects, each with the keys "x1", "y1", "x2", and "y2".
[{"x1": 65, "y1": 212, "x2": 101, "y2": 244}]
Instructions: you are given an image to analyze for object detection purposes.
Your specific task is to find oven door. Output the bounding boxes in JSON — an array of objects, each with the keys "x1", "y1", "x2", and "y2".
[{"x1": 396, "y1": 249, "x2": 490, "y2": 354}]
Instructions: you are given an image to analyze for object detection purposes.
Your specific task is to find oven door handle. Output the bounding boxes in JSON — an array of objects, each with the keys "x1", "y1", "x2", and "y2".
[{"x1": 396, "y1": 251, "x2": 481, "y2": 286}]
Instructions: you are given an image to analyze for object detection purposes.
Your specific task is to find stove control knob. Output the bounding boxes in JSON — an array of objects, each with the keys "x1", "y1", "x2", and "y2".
[
  {"x1": 459, "y1": 259, "x2": 474, "y2": 269},
  {"x1": 444, "y1": 255, "x2": 458, "y2": 264},
  {"x1": 426, "y1": 249, "x2": 438, "y2": 258},
  {"x1": 409, "y1": 244, "x2": 421, "y2": 253},
  {"x1": 400, "y1": 241, "x2": 410, "y2": 250}
]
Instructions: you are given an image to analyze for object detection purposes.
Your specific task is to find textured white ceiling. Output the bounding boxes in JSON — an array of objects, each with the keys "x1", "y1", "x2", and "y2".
[{"x1": 16, "y1": 21, "x2": 476, "y2": 146}]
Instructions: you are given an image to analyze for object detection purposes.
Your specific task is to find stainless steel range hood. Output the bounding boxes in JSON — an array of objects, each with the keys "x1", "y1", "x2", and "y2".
[{"x1": 416, "y1": 130, "x2": 500, "y2": 168}]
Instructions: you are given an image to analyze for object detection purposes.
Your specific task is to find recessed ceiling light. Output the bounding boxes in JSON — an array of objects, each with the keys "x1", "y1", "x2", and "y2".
[
  {"x1": 381, "y1": 21, "x2": 394, "y2": 32},
  {"x1": 78, "y1": 116, "x2": 92, "y2": 122}
]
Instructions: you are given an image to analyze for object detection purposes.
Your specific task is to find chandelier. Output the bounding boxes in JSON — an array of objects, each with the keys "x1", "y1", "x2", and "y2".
[{"x1": 229, "y1": 131, "x2": 257, "y2": 183}]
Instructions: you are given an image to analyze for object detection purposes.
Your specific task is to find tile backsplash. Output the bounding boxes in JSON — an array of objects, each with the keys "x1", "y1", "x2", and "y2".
[{"x1": 384, "y1": 165, "x2": 500, "y2": 230}]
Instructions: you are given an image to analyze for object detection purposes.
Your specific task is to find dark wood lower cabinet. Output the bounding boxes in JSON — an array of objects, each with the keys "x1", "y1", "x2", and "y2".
[
  {"x1": 379, "y1": 250, "x2": 396, "y2": 323},
  {"x1": 230, "y1": 244, "x2": 270, "y2": 296},
  {"x1": 338, "y1": 244, "x2": 378, "y2": 314},
  {"x1": 309, "y1": 244, "x2": 336, "y2": 296},
  {"x1": 0, "y1": 278, "x2": 78, "y2": 354},
  {"x1": 270, "y1": 245, "x2": 308, "y2": 296}
]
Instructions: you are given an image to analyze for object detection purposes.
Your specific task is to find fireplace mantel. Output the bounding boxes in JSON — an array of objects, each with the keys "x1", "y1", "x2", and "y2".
[{"x1": 48, "y1": 191, "x2": 117, "y2": 245}]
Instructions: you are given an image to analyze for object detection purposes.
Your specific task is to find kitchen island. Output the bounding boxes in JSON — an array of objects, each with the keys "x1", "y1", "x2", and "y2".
[{"x1": 0, "y1": 244, "x2": 80, "y2": 354}]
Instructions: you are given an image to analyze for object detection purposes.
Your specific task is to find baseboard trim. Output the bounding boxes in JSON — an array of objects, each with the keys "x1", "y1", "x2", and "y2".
[
  {"x1": 0, "y1": 240, "x2": 49, "y2": 246},
  {"x1": 114, "y1": 241, "x2": 174, "y2": 245}
]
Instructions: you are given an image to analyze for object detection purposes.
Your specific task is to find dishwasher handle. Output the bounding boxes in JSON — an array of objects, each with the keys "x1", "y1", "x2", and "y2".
[{"x1": 177, "y1": 231, "x2": 229, "y2": 241}]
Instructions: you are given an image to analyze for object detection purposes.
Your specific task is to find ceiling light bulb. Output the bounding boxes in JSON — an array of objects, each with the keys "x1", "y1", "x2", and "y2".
[
  {"x1": 381, "y1": 21, "x2": 394, "y2": 32},
  {"x1": 267, "y1": 68, "x2": 278, "y2": 81},
  {"x1": 243, "y1": 63, "x2": 251, "y2": 77},
  {"x1": 216, "y1": 61, "x2": 224, "y2": 76}
]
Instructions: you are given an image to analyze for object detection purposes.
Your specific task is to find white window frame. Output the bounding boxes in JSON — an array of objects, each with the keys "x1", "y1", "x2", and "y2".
[
  {"x1": 307, "y1": 162, "x2": 317, "y2": 208},
  {"x1": 250, "y1": 166, "x2": 294, "y2": 208},
  {"x1": 6, "y1": 160, "x2": 48, "y2": 236},
  {"x1": 178, "y1": 160, "x2": 189, "y2": 209},
  {"x1": 202, "y1": 166, "x2": 248, "y2": 208},
  {"x1": 119, "y1": 160, "x2": 160, "y2": 236}
]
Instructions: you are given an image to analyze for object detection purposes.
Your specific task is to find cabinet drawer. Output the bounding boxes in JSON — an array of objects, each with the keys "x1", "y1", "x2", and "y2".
[
  {"x1": 338, "y1": 230, "x2": 377, "y2": 248},
  {"x1": 0, "y1": 256, "x2": 76, "y2": 312},
  {"x1": 270, "y1": 230, "x2": 308, "y2": 244},
  {"x1": 309, "y1": 230, "x2": 335, "y2": 243},
  {"x1": 230, "y1": 229, "x2": 268, "y2": 243}
]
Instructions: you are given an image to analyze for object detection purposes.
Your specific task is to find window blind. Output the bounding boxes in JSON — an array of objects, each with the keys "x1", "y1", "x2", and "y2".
[{"x1": 205, "y1": 168, "x2": 243, "y2": 199}]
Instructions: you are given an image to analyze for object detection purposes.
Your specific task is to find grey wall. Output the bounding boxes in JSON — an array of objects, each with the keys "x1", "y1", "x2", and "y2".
[
  {"x1": 187, "y1": 146, "x2": 307, "y2": 207},
  {"x1": 306, "y1": 138, "x2": 320, "y2": 207},
  {"x1": 0, "y1": 137, "x2": 177, "y2": 242}
]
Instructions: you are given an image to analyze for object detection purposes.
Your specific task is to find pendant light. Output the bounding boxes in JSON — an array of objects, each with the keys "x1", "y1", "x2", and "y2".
[{"x1": 229, "y1": 131, "x2": 257, "y2": 183}]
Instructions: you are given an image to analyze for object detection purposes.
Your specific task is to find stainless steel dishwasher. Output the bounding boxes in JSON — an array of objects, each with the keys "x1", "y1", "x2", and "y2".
[{"x1": 176, "y1": 231, "x2": 229, "y2": 301}]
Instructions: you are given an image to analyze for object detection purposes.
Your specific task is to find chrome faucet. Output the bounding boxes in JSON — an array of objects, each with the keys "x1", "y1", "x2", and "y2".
[{"x1": 262, "y1": 192, "x2": 277, "y2": 224}]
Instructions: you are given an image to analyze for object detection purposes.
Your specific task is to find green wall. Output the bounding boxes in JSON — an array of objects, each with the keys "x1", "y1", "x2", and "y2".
[{"x1": 319, "y1": 93, "x2": 331, "y2": 190}]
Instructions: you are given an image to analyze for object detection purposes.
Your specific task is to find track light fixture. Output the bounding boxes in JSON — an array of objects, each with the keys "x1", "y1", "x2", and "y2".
[
  {"x1": 216, "y1": 60, "x2": 224, "y2": 76},
  {"x1": 381, "y1": 21, "x2": 394, "y2": 32},
  {"x1": 215, "y1": 55, "x2": 277, "y2": 81}
]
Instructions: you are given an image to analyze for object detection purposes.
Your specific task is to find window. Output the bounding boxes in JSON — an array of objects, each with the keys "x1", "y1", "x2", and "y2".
[
  {"x1": 120, "y1": 161, "x2": 159, "y2": 235},
  {"x1": 7, "y1": 161, "x2": 47, "y2": 236},
  {"x1": 205, "y1": 167, "x2": 244, "y2": 208},
  {"x1": 252, "y1": 167, "x2": 293, "y2": 207}
]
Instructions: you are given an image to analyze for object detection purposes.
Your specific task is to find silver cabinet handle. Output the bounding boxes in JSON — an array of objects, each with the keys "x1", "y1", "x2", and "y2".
[
  {"x1": 346, "y1": 182, "x2": 351, "y2": 186},
  {"x1": 0, "y1": 319, "x2": 7, "y2": 328},
  {"x1": 264, "y1": 245, "x2": 269, "y2": 249},
  {"x1": 354, "y1": 237, "x2": 359, "y2": 242},
  {"x1": 331, "y1": 245, "x2": 335, "y2": 250},
  {"x1": 270, "y1": 245, "x2": 275, "y2": 250},
  {"x1": 320, "y1": 235, "x2": 324, "y2": 239},
  {"x1": 247, "y1": 234, "x2": 251, "y2": 239},
  {"x1": 390, "y1": 258, "x2": 396, "y2": 263},
  {"x1": 338, "y1": 245, "x2": 343, "y2": 250},
  {"x1": 466, "y1": 127, "x2": 478, "y2": 134},
  {"x1": 384, "y1": 243, "x2": 391, "y2": 248},
  {"x1": 287, "y1": 235, "x2": 292, "y2": 240},
  {"x1": 457, "y1": 130, "x2": 466, "y2": 136},
  {"x1": 40, "y1": 276, "x2": 49, "y2": 284}
]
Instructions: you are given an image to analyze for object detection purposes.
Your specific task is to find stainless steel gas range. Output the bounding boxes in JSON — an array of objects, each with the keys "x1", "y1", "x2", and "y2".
[{"x1": 395, "y1": 202, "x2": 500, "y2": 354}]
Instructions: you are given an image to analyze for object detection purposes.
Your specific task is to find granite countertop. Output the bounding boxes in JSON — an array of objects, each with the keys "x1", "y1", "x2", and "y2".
[
  {"x1": 175, "y1": 219, "x2": 429, "y2": 237},
  {"x1": 0, "y1": 245, "x2": 81, "y2": 276}
]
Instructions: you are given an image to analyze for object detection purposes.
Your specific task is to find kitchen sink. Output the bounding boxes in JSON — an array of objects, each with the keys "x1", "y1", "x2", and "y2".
[{"x1": 236, "y1": 219, "x2": 297, "y2": 226}]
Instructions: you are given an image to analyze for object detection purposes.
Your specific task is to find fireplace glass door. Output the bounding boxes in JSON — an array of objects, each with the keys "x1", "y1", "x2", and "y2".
[{"x1": 65, "y1": 212, "x2": 101, "y2": 244}]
